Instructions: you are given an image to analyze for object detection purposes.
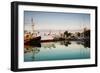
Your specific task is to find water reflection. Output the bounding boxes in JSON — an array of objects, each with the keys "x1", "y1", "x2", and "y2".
[
  {"x1": 59, "y1": 40, "x2": 90, "y2": 48},
  {"x1": 60, "y1": 41, "x2": 71, "y2": 46},
  {"x1": 24, "y1": 45, "x2": 40, "y2": 61},
  {"x1": 42, "y1": 42, "x2": 56, "y2": 49},
  {"x1": 24, "y1": 40, "x2": 90, "y2": 62},
  {"x1": 76, "y1": 40, "x2": 90, "y2": 48}
]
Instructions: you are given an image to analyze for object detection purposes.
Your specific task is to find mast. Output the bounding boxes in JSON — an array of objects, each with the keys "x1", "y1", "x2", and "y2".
[{"x1": 31, "y1": 18, "x2": 34, "y2": 33}]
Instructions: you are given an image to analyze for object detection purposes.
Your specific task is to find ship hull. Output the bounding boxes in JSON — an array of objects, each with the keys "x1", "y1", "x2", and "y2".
[{"x1": 24, "y1": 36, "x2": 41, "y2": 46}]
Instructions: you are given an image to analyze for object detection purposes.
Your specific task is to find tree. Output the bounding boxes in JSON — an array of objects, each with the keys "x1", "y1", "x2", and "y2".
[
  {"x1": 84, "y1": 30, "x2": 90, "y2": 37},
  {"x1": 77, "y1": 32, "x2": 81, "y2": 37},
  {"x1": 64, "y1": 31, "x2": 71, "y2": 38},
  {"x1": 68, "y1": 33, "x2": 72, "y2": 37},
  {"x1": 64, "y1": 31, "x2": 68, "y2": 38}
]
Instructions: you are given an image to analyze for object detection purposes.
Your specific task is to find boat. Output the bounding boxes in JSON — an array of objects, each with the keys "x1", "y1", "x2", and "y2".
[
  {"x1": 24, "y1": 36, "x2": 41, "y2": 46},
  {"x1": 24, "y1": 18, "x2": 41, "y2": 46}
]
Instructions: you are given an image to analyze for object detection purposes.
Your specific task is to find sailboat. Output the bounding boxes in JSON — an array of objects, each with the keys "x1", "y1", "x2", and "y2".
[{"x1": 24, "y1": 18, "x2": 41, "y2": 45}]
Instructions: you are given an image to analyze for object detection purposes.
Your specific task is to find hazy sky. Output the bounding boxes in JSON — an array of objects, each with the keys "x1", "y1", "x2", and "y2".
[{"x1": 24, "y1": 11, "x2": 90, "y2": 32}]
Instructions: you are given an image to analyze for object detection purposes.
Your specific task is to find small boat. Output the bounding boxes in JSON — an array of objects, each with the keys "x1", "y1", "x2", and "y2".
[{"x1": 24, "y1": 36, "x2": 41, "y2": 46}]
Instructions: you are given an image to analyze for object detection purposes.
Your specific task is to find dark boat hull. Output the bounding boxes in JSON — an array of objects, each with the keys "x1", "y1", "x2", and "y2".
[{"x1": 24, "y1": 36, "x2": 41, "y2": 46}]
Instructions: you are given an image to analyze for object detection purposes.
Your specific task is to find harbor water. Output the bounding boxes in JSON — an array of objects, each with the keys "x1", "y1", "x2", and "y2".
[{"x1": 24, "y1": 40, "x2": 90, "y2": 62}]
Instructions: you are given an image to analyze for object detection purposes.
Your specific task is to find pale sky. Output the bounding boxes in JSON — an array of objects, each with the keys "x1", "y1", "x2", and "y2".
[{"x1": 24, "y1": 11, "x2": 90, "y2": 32}]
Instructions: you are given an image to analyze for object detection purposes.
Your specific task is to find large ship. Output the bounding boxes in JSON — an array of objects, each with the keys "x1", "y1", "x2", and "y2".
[{"x1": 24, "y1": 18, "x2": 41, "y2": 46}]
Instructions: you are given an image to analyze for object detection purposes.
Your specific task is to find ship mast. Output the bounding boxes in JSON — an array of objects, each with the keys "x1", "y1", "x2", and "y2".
[{"x1": 31, "y1": 18, "x2": 35, "y2": 33}]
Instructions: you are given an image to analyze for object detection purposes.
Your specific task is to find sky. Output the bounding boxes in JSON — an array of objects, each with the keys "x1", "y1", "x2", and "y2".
[{"x1": 24, "y1": 11, "x2": 90, "y2": 32}]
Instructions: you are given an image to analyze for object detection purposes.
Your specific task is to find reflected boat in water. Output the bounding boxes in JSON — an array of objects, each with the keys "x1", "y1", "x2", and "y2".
[
  {"x1": 24, "y1": 45, "x2": 41, "y2": 53},
  {"x1": 24, "y1": 45, "x2": 40, "y2": 61}
]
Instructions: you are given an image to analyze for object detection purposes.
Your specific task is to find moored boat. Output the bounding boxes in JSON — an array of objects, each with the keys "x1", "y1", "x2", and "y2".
[
  {"x1": 24, "y1": 36, "x2": 41, "y2": 46},
  {"x1": 24, "y1": 18, "x2": 41, "y2": 46}
]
